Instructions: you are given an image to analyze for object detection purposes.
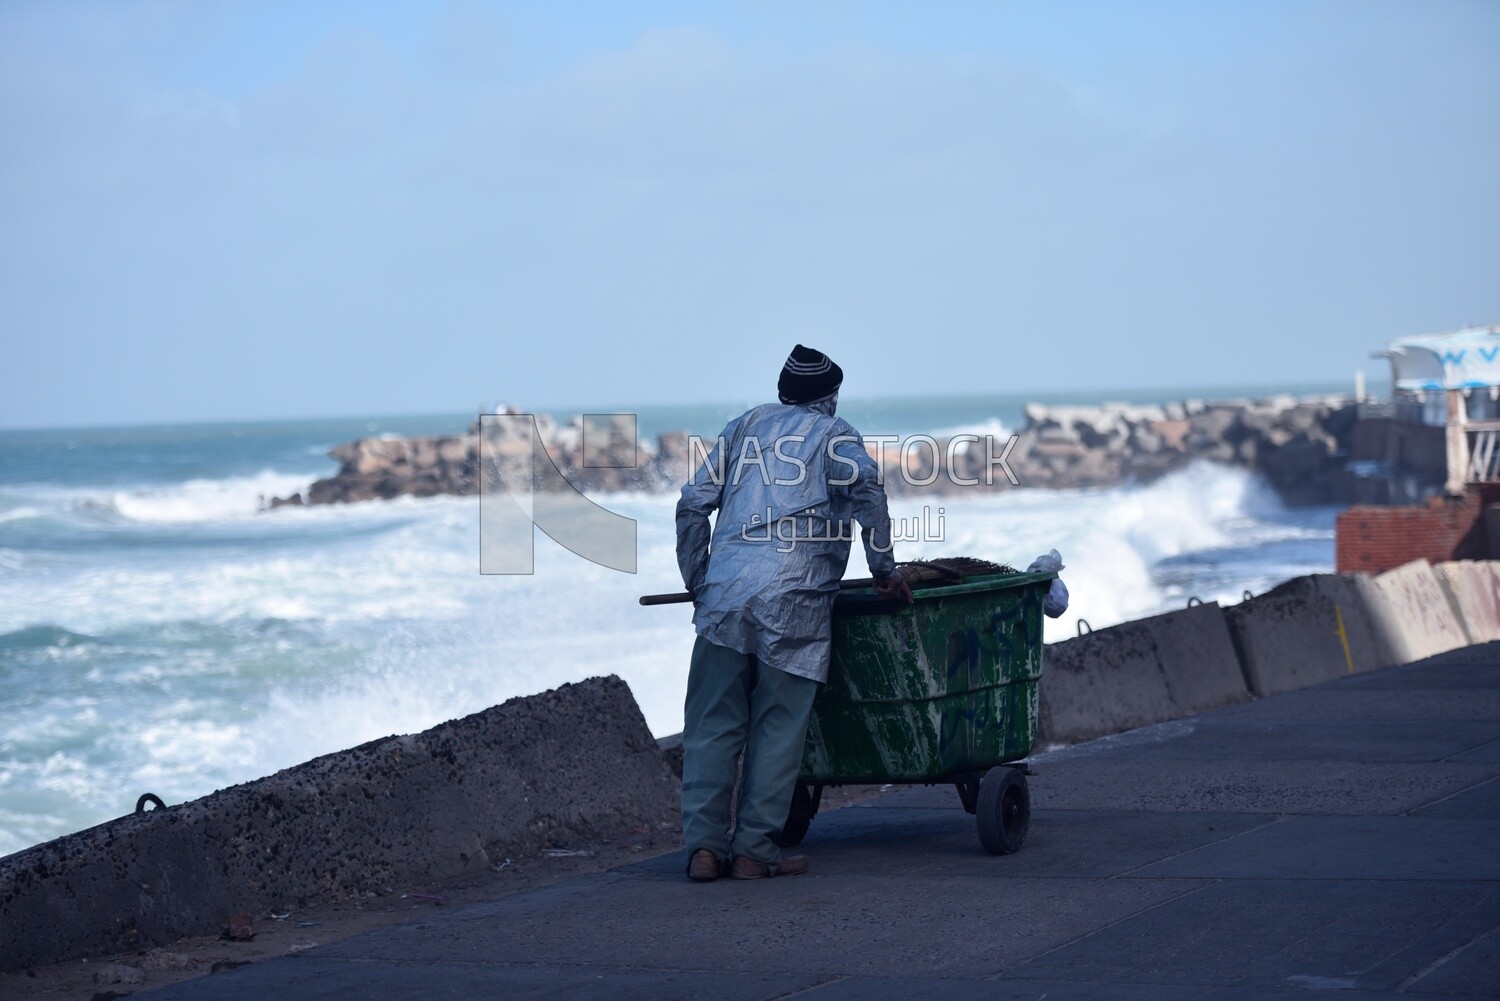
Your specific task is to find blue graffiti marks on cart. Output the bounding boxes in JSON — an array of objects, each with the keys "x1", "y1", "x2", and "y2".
[
  {"x1": 991, "y1": 596, "x2": 1043, "y2": 664},
  {"x1": 937, "y1": 699, "x2": 982, "y2": 771},
  {"x1": 990, "y1": 601, "x2": 1031, "y2": 640},
  {"x1": 945, "y1": 627, "x2": 982, "y2": 693}
]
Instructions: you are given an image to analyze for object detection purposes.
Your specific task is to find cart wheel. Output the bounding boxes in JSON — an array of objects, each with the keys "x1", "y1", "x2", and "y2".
[
  {"x1": 976, "y1": 767, "x2": 1029, "y2": 855},
  {"x1": 771, "y1": 783, "x2": 814, "y2": 848}
]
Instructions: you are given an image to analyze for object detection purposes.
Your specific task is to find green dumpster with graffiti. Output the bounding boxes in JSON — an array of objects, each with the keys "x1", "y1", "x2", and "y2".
[{"x1": 778, "y1": 567, "x2": 1055, "y2": 855}]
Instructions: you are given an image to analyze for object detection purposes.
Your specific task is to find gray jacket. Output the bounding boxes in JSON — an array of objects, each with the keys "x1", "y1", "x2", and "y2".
[{"x1": 676, "y1": 401, "x2": 896, "y2": 682}]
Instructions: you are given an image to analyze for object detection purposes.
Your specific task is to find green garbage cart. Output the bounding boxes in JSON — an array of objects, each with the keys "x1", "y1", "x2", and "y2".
[{"x1": 775, "y1": 568, "x2": 1055, "y2": 855}]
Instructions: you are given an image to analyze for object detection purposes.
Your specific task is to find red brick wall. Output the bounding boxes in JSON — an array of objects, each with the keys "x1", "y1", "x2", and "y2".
[{"x1": 1335, "y1": 487, "x2": 1496, "y2": 574}]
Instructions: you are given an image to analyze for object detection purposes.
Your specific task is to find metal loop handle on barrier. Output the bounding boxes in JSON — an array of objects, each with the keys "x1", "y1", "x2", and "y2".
[
  {"x1": 136, "y1": 793, "x2": 165, "y2": 815},
  {"x1": 1186, "y1": 596, "x2": 1203, "y2": 607},
  {"x1": 1076, "y1": 618, "x2": 1092, "y2": 636}
]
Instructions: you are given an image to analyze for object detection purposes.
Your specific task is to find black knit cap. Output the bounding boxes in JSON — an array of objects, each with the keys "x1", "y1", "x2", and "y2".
[{"x1": 777, "y1": 344, "x2": 844, "y2": 404}]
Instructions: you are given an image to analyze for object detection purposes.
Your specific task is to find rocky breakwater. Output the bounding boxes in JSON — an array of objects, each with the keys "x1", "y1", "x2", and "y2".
[
  {"x1": 270, "y1": 395, "x2": 1360, "y2": 510},
  {"x1": 882, "y1": 394, "x2": 1359, "y2": 505},
  {"x1": 270, "y1": 409, "x2": 694, "y2": 508}
]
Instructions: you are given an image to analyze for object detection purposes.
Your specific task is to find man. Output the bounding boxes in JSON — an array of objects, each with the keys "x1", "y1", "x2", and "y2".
[{"x1": 675, "y1": 344, "x2": 911, "y2": 882}]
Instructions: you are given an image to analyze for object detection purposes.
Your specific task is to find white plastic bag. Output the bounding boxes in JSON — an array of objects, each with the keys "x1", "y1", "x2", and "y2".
[{"x1": 1027, "y1": 548, "x2": 1070, "y2": 619}]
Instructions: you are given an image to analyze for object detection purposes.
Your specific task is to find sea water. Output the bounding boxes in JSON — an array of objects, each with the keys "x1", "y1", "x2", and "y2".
[{"x1": 0, "y1": 389, "x2": 1342, "y2": 855}]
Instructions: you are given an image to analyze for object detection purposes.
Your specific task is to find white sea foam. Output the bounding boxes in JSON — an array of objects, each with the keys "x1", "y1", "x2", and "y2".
[
  {"x1": 0, "y1": 469, "x2": 319, "y2": 529},
  {"x1": 35, "y1": 752, "x2": 97, "y2": 801},
  {"x1": 106, "y1": 469, "x2": 314, "y2": 523},
  {"x1": 881, "y1": 461, "x2": 1293, "y2": 641}
]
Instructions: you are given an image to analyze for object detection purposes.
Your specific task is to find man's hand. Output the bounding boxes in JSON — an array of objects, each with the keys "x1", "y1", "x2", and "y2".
[{"x1": 873, "y1": 572, "x2": 914, "y2": 605}]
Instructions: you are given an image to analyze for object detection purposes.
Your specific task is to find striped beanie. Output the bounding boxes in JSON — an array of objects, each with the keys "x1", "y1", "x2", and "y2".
[{"x1": 777, "y1": 344, "x2": 844, "y2": 405}]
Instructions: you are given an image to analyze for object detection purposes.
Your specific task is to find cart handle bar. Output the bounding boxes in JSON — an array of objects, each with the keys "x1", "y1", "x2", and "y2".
[
  {"x1": 639, "y1": 577, "x2": 878, "y2": 606},
  {"x1": 639, "y1": 560, "x2": 975, "y2": 606}
]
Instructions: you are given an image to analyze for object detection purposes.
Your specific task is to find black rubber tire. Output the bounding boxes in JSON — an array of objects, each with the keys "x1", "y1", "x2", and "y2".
[
  {"x1": 770, "y1": 783, "x2": 814, "y2": 848},
  {"x1": 976, "y1": 767, "x2": 1029, "y2": 855}
]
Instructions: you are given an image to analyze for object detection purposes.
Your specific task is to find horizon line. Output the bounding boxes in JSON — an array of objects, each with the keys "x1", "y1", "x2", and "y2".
[{"x1": 0, "y1": 376, "x2": 1372, "y2": 435}]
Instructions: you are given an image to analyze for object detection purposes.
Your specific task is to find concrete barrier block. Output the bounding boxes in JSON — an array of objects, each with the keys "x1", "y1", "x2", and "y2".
[
  {"x1": 1365, "y1": 559, "x2": 1470, "y2": 664},
  {"x1": 1040, "y1": 625, "x2": 1172, "y2": 744},
  {"x1": 1152, "y1": 603, "x2": 1254, "y2": 715},
  {"x1": 1433, "y1": 560, "x2": 1500, "y2": 644},
  {"x1": 0, "y1": 675, "x2": 679, "y2": 973},
  {"x1": 1040, "y1": 602, "x2": 1248, "y2": 744},
  {"x1": 415, "y1": 679, "x2": 676, "y2": 844},
  {"x1": 1479, "y1": 561, "x2": 1500, "y2": 639},
  {"x1": 1224, "y1": 573, "x2": 1396, "y2": 697}
]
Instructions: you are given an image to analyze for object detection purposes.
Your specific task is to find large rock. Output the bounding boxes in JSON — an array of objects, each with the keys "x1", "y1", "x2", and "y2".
[{"x1": 1186, "y1": 407, "x2": 1238, "y2": 444}]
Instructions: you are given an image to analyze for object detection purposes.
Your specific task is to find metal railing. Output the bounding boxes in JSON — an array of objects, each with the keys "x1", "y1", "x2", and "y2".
[
  {"x1": 1469, "y1": 423, "x2": 1500, "y2": 483},
  {"x1": 1357, "y1": 398, "x2": 1431, "y2": 425}
]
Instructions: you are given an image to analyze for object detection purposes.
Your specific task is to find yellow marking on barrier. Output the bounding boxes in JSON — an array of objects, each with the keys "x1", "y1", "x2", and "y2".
[{"x1": 1335, "y1": 604, "x2": 1355, "y2": 674}]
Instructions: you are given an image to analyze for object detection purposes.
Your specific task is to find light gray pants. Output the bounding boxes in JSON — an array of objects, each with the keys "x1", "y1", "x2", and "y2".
[{"x1": 681, "y1": 635, "x2": 819, "y2": 866}]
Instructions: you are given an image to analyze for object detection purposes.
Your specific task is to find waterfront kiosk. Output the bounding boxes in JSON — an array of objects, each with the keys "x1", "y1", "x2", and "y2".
[{"x1": 1377, "y1": 324, "x2": 1500, "y2": 495}]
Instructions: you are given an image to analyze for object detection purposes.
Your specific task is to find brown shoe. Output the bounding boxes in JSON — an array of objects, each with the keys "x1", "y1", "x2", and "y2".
[
  {"x1": 730, "y1": 854, "x2": 810, "y2": 880},
  {"x1": 687, "y1": 849, "x2": 723, "y2": 882}
]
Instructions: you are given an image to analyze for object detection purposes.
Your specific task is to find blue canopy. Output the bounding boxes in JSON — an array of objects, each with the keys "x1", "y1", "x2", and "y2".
[{"x1": 1386, "y1": 325, "x2": 1500, "y2": 392}]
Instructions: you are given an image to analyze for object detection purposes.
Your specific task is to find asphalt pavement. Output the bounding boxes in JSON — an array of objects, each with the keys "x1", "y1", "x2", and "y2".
[{"x1": 142, "y1": 643, "x2": 1500, "y2": 999}]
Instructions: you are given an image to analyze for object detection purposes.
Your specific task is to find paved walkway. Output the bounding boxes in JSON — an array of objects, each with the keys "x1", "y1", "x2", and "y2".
[{"x1": 144, "y1": 644, "x2": 1500, "y2": 999}]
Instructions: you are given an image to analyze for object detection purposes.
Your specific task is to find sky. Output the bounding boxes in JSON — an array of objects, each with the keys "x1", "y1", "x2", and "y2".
[{"x1": 1, "y1": 0, "x2": 1497, "y2": 428}]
